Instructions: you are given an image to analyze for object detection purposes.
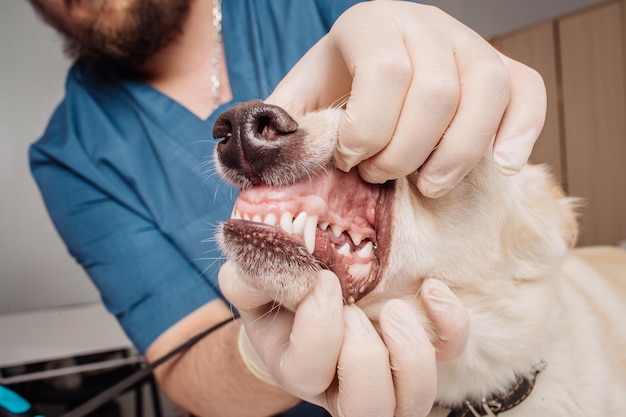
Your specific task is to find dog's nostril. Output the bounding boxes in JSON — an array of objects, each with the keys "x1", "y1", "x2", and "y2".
[
  {"x1": 254, "y1": 114, "x2": 291, "y2": 142},
  {"x1": 213, "y1": 118, "x2": 233, "y2": 143},
  {"x1": 250, "y1": 107, "x2": 298, "y2": 142},
  {"x1": 256, "y1": 115, "x2": 273, "y2": 137}
]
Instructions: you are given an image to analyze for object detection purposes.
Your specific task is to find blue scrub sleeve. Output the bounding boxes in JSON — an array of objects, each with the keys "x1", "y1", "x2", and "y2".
[{"x1": 30, "y1": 149, "x2": 221, "y2": 354}]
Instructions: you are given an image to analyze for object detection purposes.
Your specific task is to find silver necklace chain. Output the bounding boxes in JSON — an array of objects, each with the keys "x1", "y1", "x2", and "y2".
[{"x1": 211, "y1": 0, "x2": 223, "y2": 112}]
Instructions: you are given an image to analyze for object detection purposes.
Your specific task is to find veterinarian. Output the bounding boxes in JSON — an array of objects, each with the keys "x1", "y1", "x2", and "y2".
[{"x1": 27, "y1": 0, "x2": 546, "y2": 416}]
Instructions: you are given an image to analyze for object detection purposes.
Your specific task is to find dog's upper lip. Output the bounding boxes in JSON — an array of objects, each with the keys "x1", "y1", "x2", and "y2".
[{"x1": 234, "y1": 167, "x2": 377, "y2": 235}]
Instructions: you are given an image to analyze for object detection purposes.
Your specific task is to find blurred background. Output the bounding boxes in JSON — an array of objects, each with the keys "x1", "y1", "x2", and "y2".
[{"x1": 1, "y1": 0, "x2": 623, "y2": 416}]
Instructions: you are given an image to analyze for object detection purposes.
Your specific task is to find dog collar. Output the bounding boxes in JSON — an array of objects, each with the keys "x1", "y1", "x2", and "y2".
[{"x1": 445, "y1": 361, "x2": 546, "y2": 417}]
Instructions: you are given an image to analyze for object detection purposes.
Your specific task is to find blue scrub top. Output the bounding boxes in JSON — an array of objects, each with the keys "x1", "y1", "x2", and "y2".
[{"x1": 29, "y1": 1, "x2": 407, "y2": 415}]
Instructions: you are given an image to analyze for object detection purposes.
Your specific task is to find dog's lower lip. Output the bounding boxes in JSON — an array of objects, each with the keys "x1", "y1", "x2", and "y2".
[{"x1": 222, "y1": 217, "x2": 381, "y2": 302}]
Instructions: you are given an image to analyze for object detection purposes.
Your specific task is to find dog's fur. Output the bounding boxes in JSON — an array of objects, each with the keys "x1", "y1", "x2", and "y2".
[{"x1": 214, "y1": 102, "x2": 626, "y2": 416}]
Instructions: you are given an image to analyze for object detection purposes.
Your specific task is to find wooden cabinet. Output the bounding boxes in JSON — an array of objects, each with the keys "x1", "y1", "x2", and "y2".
[{"x1": 492, "y1": 0, "x2": 626, "y2": 247}]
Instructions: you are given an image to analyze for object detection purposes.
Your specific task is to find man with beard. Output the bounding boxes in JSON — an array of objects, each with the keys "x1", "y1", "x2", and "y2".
[{"x1": 27, "y1": 1, "x2": 545, "y2": 416}]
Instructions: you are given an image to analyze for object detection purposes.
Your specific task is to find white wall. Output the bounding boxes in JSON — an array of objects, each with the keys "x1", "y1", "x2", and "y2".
[
  {"x1": 0, "y1": 0, "x2": 607, "y2": 315},
  {"x1": 0, "y1": 2, "x2": 100, "y2": 314}
]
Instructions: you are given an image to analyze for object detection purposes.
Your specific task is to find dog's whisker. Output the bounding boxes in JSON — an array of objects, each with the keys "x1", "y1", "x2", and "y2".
[{"x1": 329, "y1": 93, "x2": 350, "y2": 110}]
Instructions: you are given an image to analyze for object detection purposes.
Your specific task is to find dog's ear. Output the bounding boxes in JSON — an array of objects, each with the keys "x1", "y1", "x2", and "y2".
[
  {"x1": 503, "y1": 164, "x2": 579, "y2": 280},
  {"x1": 546, "y1": 178, "x2": 581, "y2": 249}
]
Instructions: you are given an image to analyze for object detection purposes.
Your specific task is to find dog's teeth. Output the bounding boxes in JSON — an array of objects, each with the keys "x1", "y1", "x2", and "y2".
[
  {"x1": 293, "y1": 212, "x2": 307, "y2": 234},
  {"x1": 280, "y1": 212, "x2": 293, "y2": 234},
  {"x1": 337, "y1": 243, "x2": 352, "y2": 258},
  {"x1": 348, "y1": 231, "x2": 364, "y2": 247},
  {"x1": 319, "y1": 221, "x2": 329, "y2": 231},
  {"x1": 243, "y1": 213, "x2": 251, "y2": 221},
  {"x1": 231, "y1": 209, "x2": 241, "y2": 220},
  {"x1": 304, "y1": 215, "x2": 318, "y2": 254},
  {"x1": 331, "y1": 224, "x2": 343, "y2": 239},
  {"x1": 252, "y1": 214, "x2": 262, "y2": 223},
  {"x1": 264, "y1": 213, "x2": 277, "y2": 226},
  {"x1": 356, "y1": 241, "x2": 374, "y2": 259}
]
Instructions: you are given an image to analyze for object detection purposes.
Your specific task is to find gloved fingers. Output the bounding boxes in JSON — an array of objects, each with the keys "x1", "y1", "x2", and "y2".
[
  {"x1": 222, "y1": 262, "x2": 343, "y2": 393},
  {"x1": 218, "y1": 261, "x2": 274, "y2": 310},
  {"x1": 492, "y1": 53, "x2": 547, "y2": 175},
  {"x1": 356, "y1": 28, "x2": 460, "y2": 184},
  {"x1": 328, "y1": 7, "x2": 413, "y2": 173},
  {"x1": 379, "y1": 299, "x2": 437, "y2": 417},
  {"x1": 267, "y1": 2, "x2": 546, "y2": 196},
  {"x1": 331, "y1": 305, "x2": 396, "y2": 417},
  {"x1": 416, "y1": 36, "x2": 511, "y2": 198},
  {"x1": 239, "y1": 271, "x2": 344, "y2": 398},
  {"x1": 273, "y1": 270, "x2": 344, "y2": 397},
  {"x1": 237, "y1": 325, "x2": 278, "y2": 385},
  {"x1": 264, "y1": 35, "x2": 352, "y2": 117},
  {"x1": 420, "y1": 279, "x2": 470, "y2": 362},
  {"x1": 267, "y1": 3, "x2": 415, "y2": 173}
]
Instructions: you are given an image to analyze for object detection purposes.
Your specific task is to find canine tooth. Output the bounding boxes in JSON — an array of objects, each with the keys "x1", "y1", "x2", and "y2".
[
  {"x1": 252, "y1": 214, "x2": 262, "y2": 223},
  {"x1": 319, "y1": 222, "x2": 329, "y2": 231},
  {"x1": 304, "y1": 216, "x2": 318, "y2": 254},
  {"x1": 331, "y1": 224, "x2": 343, "y2": 239},
  {"x1": 231, "y1": 210, "x2": 241, "y2": 220},
  {"x1": 348, "y1": 231, "x2": 364, "y2": 246},
  {"x1": 280, "y1": 212, "x2": 293, "y2": 234},
  {"x1": 337, "y1": 243, "x2": 352, "y2": 258},
  {"x1": 264, "y1": 213, "x2": 277, "y2": 226},
  {"x1": 293, "y1": 212, "x2": 307, "y2": 234},
  {"x1": 356, "y1": 241, "x2": 374, "y2": 259}
]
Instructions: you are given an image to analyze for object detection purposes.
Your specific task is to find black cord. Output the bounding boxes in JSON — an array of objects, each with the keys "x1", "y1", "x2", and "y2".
[{"x1": 60, "y1": 314, "x2": 240, "y2": 417}]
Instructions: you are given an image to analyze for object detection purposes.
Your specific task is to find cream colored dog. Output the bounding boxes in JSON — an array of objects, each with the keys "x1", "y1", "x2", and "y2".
[{"x1": 214, "y1": 101, "x2": 626, "y2": 416}]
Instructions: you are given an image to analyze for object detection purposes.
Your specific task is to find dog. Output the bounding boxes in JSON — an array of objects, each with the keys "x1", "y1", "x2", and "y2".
[{"x1": 213, "y1": 100, "x2": 626, "y2": 416}]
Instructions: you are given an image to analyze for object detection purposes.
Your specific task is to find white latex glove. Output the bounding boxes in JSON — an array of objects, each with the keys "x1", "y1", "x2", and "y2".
[
  {"x1": 265, "y1": 2, "x2": 547, "y2": 198},
  {"x1": 219, "y1": 262, "x2": 469, "y2": 417}
]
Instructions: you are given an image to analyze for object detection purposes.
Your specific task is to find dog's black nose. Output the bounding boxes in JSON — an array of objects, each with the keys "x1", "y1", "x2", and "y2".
[{"x1": 213, "y1": 100, "x2": 301, "y2": 184}]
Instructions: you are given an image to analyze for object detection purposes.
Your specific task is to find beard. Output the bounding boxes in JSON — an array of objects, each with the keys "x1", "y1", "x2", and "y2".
[{"x1": 63, "y1": 0, "x2": 193, "y2": 71}]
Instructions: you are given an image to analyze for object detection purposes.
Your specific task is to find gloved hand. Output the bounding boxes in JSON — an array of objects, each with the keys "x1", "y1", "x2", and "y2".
[
  {"x1": 265, "y1": 2, "x2": 546, "y2": 198},
  {"x1": 219, "y1": 261, "x2": 469, "y2": 417}
]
